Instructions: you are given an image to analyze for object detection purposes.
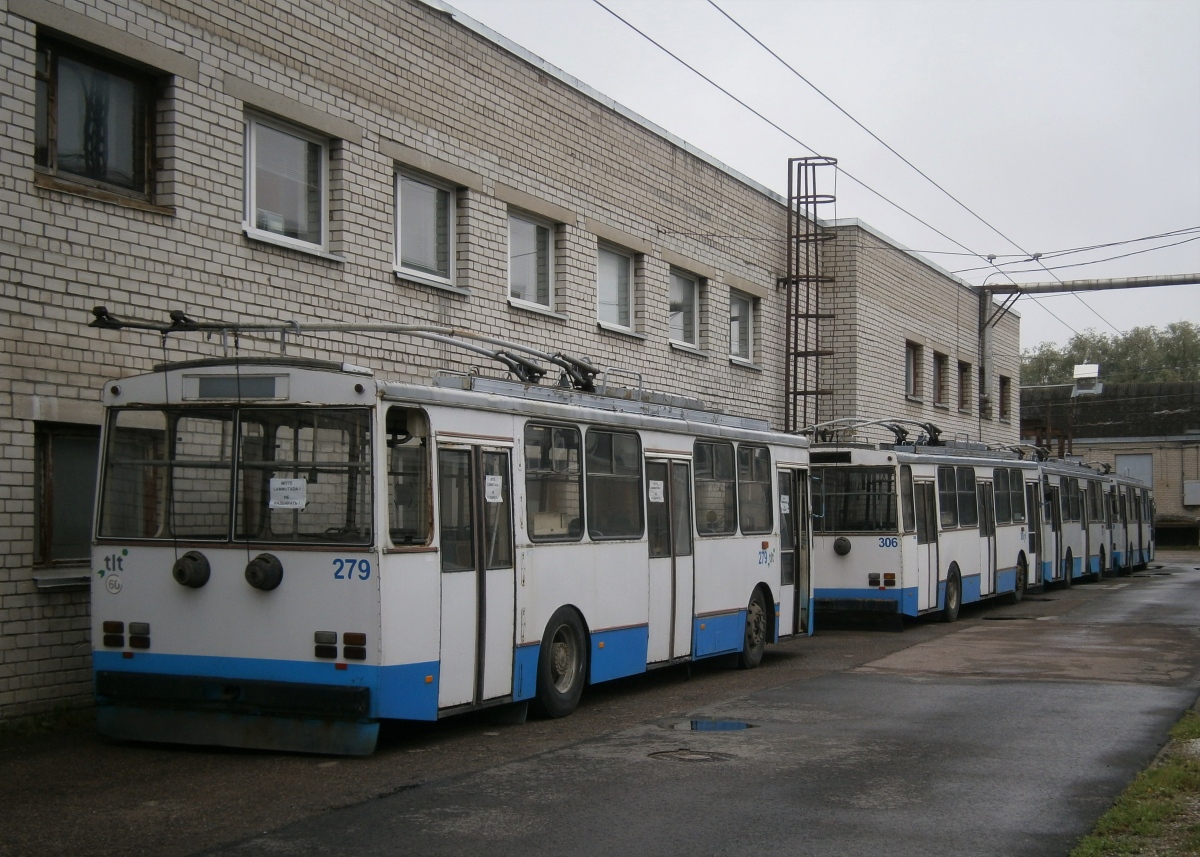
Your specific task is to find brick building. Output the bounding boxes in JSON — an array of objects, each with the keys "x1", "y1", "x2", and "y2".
[{"x1": 0, "y1": 0, "x2": 1018, "y2": 720}]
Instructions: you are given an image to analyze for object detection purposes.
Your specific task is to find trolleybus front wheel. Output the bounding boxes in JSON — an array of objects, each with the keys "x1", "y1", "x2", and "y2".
[
  {"x1": 941, "y1": 569, "x2": 961, "y2": 623},
  {"x1": 738, "y1": 589, "x2": 768, "y2": 669},
  {"x1": 535, "y1": 607, "x2": 587, "y2": 718}
]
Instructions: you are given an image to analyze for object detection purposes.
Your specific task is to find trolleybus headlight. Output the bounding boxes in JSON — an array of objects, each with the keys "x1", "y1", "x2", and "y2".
[
  {"x1": 245, "y1": 553, "x2": 284, "y2": 591},
  {"x1": 172, "y1": 550, "x2": 211, "y2": 588},
  {"x1": 833, "y1": 537, "x2": 852, "y2": 556}
]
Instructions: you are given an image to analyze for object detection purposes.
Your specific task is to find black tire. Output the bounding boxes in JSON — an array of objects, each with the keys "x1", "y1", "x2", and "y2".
[
  {"x1": 737, "y1": 589, "x2": 768, "y2": 670},
  {"x1": 1062, "y1": 551, "x2": 1073, "y2": 588},
  {"x1": 535, "y1": 607, "x2": 587, "y2": 718},
  {"x1": 1008, "y1": 557, "x2": 1027, "y2": 604},
  {"x1": 941, "y1": 569, "x2": 961, "y2": 623},
  {"x1": 1099, "y1": 547, "x2": 1107, "y2": 580}
]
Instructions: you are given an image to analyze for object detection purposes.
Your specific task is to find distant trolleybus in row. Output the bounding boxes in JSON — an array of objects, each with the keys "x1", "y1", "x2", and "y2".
[
  {"x1": 90, "y1": 346, "x2": 813, "y2": 755},
  {"x1": 808, "y1": 425, "x2": 1154, "y2": 620}
]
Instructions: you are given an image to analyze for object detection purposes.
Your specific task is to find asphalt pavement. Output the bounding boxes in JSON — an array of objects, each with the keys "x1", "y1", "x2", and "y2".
[{"x1": 3, "y1": 550, "x2": 1198, "y2": 857}]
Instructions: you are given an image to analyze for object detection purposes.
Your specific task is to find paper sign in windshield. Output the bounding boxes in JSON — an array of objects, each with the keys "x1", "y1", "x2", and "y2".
[
  {"x1": 485, "y1": 474, "x2": 504, "y2": 503},
  {"x1": 270, "y1": 478, "x2": 307, "y2": 509}
]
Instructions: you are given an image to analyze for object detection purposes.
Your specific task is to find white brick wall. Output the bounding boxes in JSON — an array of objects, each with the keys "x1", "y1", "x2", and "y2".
[{"x1": 0, "y1": 0, "x2": 1021, "y2": 719}]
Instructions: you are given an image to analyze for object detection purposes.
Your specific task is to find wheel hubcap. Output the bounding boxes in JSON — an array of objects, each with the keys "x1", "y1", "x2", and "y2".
[
  {"x1": 747, "y1": 600, "x2": 766, "y2": 649},
  {"x1": 549, "y1": 625, "x2": 577, "y2": 692}
]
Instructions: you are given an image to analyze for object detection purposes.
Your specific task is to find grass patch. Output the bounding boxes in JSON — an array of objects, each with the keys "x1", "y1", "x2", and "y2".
[{"x1": 1072, "y1": 709, "x2": 1200, "y2": 856}]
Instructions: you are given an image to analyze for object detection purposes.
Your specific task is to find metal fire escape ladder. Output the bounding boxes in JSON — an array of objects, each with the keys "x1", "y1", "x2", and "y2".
[{"x1": 782, "y1": 156, "x2": 837, "y2": 434}]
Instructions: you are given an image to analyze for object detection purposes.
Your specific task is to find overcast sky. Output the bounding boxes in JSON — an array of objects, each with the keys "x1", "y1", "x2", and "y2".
[{"x1": 445, "y1": 0, "x2": 1200, "y2": 352}]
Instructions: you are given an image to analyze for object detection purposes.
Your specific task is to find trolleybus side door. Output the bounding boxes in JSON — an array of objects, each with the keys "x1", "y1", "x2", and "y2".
[
  {"x1": 646, "y1": 459, "x2": 694, "y2": 663},
  {"x1": 1047, "y1": 482, "x2": 1063, "y2": 582},
  {"x1": 437, "y1": 445, "x2": 516, "y2": 709},
  {"x1": 978, "y1": 481, "x2": 997, "y2": 596},
  {"x1": 1026, "y1": 480, "x2": 1041, "y2": 584},
  {"x1": 914, "y1": 479, "x2": 939, "y2": 611},
  {"x1": 777, "y1": 468, "x2": 811, "y2": 636}
]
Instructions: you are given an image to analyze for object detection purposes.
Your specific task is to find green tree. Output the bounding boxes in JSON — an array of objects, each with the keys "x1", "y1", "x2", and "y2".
[{"x1": 1020, "y1": 321, "x2": 1200, "y2": 385}]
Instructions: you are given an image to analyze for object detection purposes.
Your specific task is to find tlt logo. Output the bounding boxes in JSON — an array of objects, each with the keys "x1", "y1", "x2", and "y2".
[{"x1": 98, "y1": 549, "x2": 129, "y2": 576}]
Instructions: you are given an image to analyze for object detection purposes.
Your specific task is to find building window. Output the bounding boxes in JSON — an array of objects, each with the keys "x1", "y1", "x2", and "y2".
[
  {"x1": 670, "y1": 270, "x2": 699, "y2": 346},
  {"x1": 998, "y1": 375, "x2": 1012, "y2": 420},
  {"x1": 397, "y1": 171, "x2": 455, "y2": 284},
  {"x1": 597, "y1": 243, "x2": 633, "y2": 329},
  {"x1": 509, "y1": 212, "x2": 552, "y2": 307},
  {"x1": 34, "y1": 424, "x2": 100, "y2": 566},
  {"x1": 245, "y1": 115, "x2": 328, "y2": 250},
  {"x1": 933, "y1": 352, "x2": 949, "y2": 405},
  {"x1": 905, "y1": 341, "x2": 923, "y2": 399},
  {"x1": 35, "y1": 39, "x2": 155, "y2": 196},
  {"x1": 730, "y1": 290, "x2": 755, "y2": 361},
  {"x1": 957, "y1": 361, "x2": 971, "y2": 413}
]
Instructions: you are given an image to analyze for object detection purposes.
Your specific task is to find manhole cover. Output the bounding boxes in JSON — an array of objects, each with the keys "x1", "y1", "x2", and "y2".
[
  {"x1": 1134, "y1": 572, "x2": 1174, "y2": 577},
  {"x1": 649, "y1": 748, "x2": 732, "y2": 763},
  {"x1": 983, "y1": 616, "x2": 1035, "y2": 621},
  {"x1": 1022, "y1": 597, "x2": 1054, "y2": 602},
  {"x1": 674, "y1": 720, "x2": 755, "y2": 732}
]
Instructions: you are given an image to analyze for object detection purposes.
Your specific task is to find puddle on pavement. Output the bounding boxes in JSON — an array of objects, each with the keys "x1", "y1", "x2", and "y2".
[
  {"x1": 673, "y1": 720, "x2": 756, "y2": 732},
  {"x1": 649, "y1": 748, "x2": 733, "y2": 762}
]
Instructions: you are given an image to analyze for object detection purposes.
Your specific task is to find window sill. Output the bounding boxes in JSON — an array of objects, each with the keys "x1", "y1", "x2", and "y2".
[
  {"x1": 933, "y1": 402, "x2": 950, "y2": 410},
  {"x1": 33, "y1": 566, "x2": 92, "y2": 591},
  {"x1": 905, "y1": 395, "x2": 924, "y2": 404},
  {"x1": 669, "y1": 340, "x2": 708, "y2": 358},
  {"x1": 34, "y1": 171, "x2": 175, "y2": 216},
  {"x1": 243, "y1": 226, "x2": 345, "y2": 262},
  {"x1": 596, "y1": 321, "x2": 646, "y2": 340},
  {"x1": 729, "y1": 356, "x2": 761, "y2": 371},
  {"x1": 508, "y1": 297, "x2": 568, "y2": 320},
  {"x1": 395, "y1": 268, "x2": 471, "y2": 296},
  {"x1": 958, "y1": 408, "x2": 972, "y2": 415}
]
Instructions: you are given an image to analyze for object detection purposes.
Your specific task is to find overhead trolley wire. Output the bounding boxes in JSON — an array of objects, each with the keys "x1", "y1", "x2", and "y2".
[{"x1": 589, "y1": 0, "x2": 996, "y2": 266}]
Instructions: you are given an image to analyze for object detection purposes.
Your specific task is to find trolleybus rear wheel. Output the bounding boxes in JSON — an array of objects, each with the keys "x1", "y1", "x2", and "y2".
[
  {"x1": 535, "y1": 607, "x2": 587, "y2": 718},
  {"x1": 941, "y1": 569, "x2": 961, "y2": 623},
  {"x1": 1009, "y1": 557, "x2": 1027, "y2": 604},
  {"x1": 738, "y1": 589, "x2": 768, "y2": 669}
]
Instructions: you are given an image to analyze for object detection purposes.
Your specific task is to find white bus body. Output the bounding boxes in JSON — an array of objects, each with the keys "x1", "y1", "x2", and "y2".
[
  {"x1": 809, "y1": 443, "x2": 1039, "y2": 620},
  {"x1": 91, "y1": 359, "x2": 811, "y2": 754}
]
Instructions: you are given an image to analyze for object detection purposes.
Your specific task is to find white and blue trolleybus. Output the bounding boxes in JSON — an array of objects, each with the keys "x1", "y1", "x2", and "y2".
[{"x1": 88, "y1": 312, "x2": 812, "y2": 754}]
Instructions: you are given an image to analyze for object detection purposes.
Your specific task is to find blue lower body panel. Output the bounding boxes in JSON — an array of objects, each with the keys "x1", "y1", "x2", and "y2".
[
  {"x1": 961, "y1": 573, "x2": 982, "y2": 604},
  {"x1": 589, "y1": 625, "x2": 649, "y2": 683},
  {"x1": 92, "y1": 650, "x2": 446, "y2": 753},
  {"x1": 513, "y1": 643, "x2": 539, "y2": 701},
  {"x1": 996, "y1": 567, "x2": 1017, "y2": 594},
  {"x1": 814, "y1": 586, "x2": 919, "y2": 617},
  {"x1": 694, "y1": 611, "x2": 746, "y2": 657}
]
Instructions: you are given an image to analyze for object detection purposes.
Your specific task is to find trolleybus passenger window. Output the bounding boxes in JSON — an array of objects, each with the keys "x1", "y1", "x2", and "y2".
[
  {"x1": 387, "y1": 407, "x2": 430, "y2": 546},
  {"x1": 900, "y1": 465, "x2": 916, "y2": 533},
  {"x1": 524, "y1": 424, "x2": 582, "y2": 541},
  {"x1": 810, "y1": 467, "x2": 896, "y2": 533},
  {"x1": 1008, "y1": 470, "x2": 1026, "y2": 523},
  {"x1": 937, "y1": 466, "x2": 958, "y2": 528},
  {"x1": 737, "y1": 444, "x2": 773, "y2": 534},
  {"x1": 956, "y1": 467, "x2": 978, "y2": 527},
  {"x1": 236, "y1": 408, "x2": 372, "y2": 544},
  {"x1": 994, "y1": 468, "x2": 1012, "y2": 524},
  {"x1": 694, "y1": 441, "x2": 737, "y2": 535},
  {"x1": 585, "y1": 429, "x2": 644, "y2": 539}
]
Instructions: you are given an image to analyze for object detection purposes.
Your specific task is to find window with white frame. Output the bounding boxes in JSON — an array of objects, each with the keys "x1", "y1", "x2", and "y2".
[
  {"x1": 509, "y1": 212, "x2": 552, "y2": 307},
  {"x1": 597, "y1": 243, "x2": 633, "y2": 329},
  {"x1": 396, "y1": 171, "x2": 454, "y2": 284},
  {"x1": 35, "y1": 38, "x2": 156, "y2": 196},
  {"x1": 905, "y1": 341, "x2": 923, "y2": 398},
  {"x1": 245, "y1": 115, "x2": 327, "y2": 250},
  {"x1": 670, "y1": 269, "x2": 698, "y2": 347},
  {"x1": 729, "y1": 290, "x2": 755, "y2": 361}
]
